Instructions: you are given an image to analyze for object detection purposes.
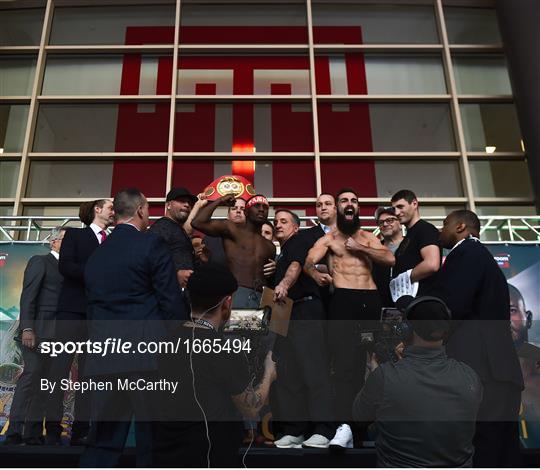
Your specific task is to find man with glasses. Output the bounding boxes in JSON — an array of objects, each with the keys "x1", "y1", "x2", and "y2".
[
  {"x1": 375, "y1": 207, "x2": 403, "y2": 254},
  {"x1": 372, "y1": 207, "x2": 404, "y2": 307}
]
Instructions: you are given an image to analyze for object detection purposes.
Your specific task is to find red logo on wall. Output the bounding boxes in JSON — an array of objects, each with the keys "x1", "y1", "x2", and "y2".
[{"x1": 112, "y1": 25, "x2": 377, "y2": 210}]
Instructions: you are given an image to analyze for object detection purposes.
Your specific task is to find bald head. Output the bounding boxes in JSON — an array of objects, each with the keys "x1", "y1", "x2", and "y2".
[{"x1": 439, "y1": 210, "x2": 481, "y2": 249}]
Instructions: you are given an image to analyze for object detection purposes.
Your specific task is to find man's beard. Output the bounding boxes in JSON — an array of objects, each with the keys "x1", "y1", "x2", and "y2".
[
  {"x1": 511, "y1": 326, "x2": 528, "y2": 349},
  {"x1": 337, "y1": 209, "x2": 360, "y2": 236}
]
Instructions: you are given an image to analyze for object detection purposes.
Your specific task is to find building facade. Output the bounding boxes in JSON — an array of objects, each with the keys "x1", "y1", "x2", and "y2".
[{"x1": 0, "y1": 0, "x2": 537, "y2": 221}]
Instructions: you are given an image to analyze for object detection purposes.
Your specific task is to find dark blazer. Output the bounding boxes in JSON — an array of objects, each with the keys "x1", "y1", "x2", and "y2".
[
  {"x1": 84, "y1": 224, "x2": 185, "y2": 376},
  {"x1": 430, "y1": 238, "x2": 523, "y2": 389},
  {"x1": 299, "y1": 223, "x2": 326, "y2": 247},
  {"x1": 19, "y1": 253, "x2": 63, "y2": 340},
  {"x1": 57, "y1": 227, "x2": 99, "y2": 314}
]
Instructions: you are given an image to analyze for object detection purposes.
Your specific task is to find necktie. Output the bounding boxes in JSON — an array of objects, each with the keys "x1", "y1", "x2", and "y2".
[{"x1": 99, "y1": 230, "x2": 107, "y2": 243}]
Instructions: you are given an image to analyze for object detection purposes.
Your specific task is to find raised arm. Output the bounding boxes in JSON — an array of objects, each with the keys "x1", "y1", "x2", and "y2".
[
  {"x1": 345, "y1": 232, "x2": 395, "y2": 266},
  {"x1": 304, "y1": 236, "x2": 333, "y2": 287},
  {"x1": 183, "y1": 194, "x2": 208, "y2": 237},
  {"x1": 191, "y1": 194, "x2": 236, "y2": 239}
]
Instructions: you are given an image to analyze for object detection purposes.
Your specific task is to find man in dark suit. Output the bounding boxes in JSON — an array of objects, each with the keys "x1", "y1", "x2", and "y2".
[
  {"x1": 297, "y1": 193, "x2": 337, "y2": 314},
  {"x1": 4, "y1": 228, "x2": 65, "y2": 445},
  {"x1": 432, "y1": 209, "x2": 524, "y2": 467},
  {"x1": 80, "y1": 188, "x2": 184, "y2": 468},
  {"x1": 45, "y1": 199, "x2": 114, "y2": 445}
]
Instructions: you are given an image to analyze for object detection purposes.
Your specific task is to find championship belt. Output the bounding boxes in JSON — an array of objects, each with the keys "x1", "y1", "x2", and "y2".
[{"x1": 202, "y1": 175, "x2": 256, "y2": 201}]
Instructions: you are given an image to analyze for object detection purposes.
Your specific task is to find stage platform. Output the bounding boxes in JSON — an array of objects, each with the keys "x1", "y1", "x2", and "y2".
[{"x1": 1, "y1": 445, "x2": 539, "y2": 467}]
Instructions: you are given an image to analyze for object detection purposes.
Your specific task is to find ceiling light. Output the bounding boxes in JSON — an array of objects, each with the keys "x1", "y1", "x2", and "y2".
[{"x1": 485, "y1": 146, "x2": 496, "y2": 154}]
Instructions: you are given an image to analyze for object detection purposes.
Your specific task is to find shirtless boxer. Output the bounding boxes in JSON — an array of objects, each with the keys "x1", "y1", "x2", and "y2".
[
  {"x1": 192, "y1": 193, "x2": 276, "y2": 307},
  {"x1": 305, "y1": 188, "x2": 394, "y2": 449}
]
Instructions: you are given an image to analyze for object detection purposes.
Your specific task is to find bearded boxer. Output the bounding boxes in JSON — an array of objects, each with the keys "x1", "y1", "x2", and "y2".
[
  {"x1": 304, "y1": 188, "x2": 394, "y2": 449},
  {"x1": 192, "y1": 193, "x2": 276, "y2": 307}
]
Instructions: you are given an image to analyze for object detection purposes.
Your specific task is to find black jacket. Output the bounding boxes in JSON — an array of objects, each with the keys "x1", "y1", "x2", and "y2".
[
  {"x1": 84, "y1": 224, "x2": 185, "y2": 376},
  {"x1": 19, "y1": 253, "x2": 63, "y2": 339},
  {"x1": 57, "y1": 227, "x2": 99, "y2": 314},
  {"x1": 430, "y1": 238, "x2": 524, "y2": 389}
]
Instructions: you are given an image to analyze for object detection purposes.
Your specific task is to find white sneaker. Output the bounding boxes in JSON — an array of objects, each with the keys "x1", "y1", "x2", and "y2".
[
  {"x1": 329, "y1": 424, "x2": 353, "y2": 450},
  {"x1": 274, "y1": 434, "x2": 305, "y2": 448},
  {"x1": 302, "y1": 434, "x2": 330, "y2": 449}
]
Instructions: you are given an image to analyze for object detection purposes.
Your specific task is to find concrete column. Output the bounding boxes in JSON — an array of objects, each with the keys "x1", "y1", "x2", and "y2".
[{"x1": 495, "y1": 0, "x2": 540, "y2": 212}]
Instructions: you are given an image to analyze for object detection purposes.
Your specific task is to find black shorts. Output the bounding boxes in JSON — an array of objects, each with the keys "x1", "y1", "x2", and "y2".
[{"x1": 329, "y1": 288, "x2": 382, "y2": 322}]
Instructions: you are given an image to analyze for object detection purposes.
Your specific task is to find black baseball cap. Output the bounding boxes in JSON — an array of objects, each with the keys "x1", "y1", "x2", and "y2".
[
  {"x1": 188, "y1": 263, "x2": 238, "y2": 297},
  {"x1": 166, "y1": 187, "x2": 197, "y2": 205},
  {"x1": 374, "y1": 206, "x2": 396, "y2": 221}
]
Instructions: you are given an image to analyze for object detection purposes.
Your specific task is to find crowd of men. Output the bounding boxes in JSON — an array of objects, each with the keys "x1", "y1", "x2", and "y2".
[{"x1": 4, "y1": 185, "x2": 526, "y2": 468}]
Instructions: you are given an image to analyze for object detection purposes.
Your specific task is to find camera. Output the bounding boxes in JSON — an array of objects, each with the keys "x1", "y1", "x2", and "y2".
[{"x1": 358, "y1": 307, "x2": 409, "y2": 363}]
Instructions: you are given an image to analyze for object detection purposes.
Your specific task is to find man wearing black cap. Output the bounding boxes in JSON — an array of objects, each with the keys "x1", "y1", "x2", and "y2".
[
  {"x1": 353, "y1": 297, "x2": 483, "y2": 467},
  {"x1": 149, "y1": 187, "x2": 198, "y2": 288},
  {"x1": 154, "y1": 263, "x2": 277, "y2": 467}
]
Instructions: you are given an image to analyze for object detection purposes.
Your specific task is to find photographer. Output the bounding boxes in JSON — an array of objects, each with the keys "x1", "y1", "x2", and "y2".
[
  {"x1": 154, "y1": 263, "x2": 277, "y2": 467},
  {"x1": 353, "y1": 297, "x2": 482, "y2": 467}
]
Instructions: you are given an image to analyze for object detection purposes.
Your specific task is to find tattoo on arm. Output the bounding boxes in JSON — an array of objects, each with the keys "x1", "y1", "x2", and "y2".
[{"x1": 243, "y1": 385, "x2": 263, "y2": 409}]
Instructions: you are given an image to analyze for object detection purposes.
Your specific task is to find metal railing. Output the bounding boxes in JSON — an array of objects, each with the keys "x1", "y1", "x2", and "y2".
[{"x1": 1, "y1": 215, "x2": 539, "y2": 244}]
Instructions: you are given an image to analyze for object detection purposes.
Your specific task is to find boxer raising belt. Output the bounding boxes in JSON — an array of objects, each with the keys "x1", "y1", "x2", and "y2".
[
  {"x1": 304, "y1": 188, "x2": 394, "y2": 449},
  {"x1": 192, "y1": 193, "x2": 276, "y2": 307}
]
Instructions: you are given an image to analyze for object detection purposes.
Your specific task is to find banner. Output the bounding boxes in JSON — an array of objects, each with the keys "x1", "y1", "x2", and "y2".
[{"x1": 486, "y1": 244, "x2": 540, "y2": 448}]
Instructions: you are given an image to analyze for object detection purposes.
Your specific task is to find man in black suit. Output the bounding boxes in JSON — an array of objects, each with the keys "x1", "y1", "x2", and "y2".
[
  {"x1": 432, "y1": 209, "x2": 524, "y2": 467},
  {"x1": 300, "y1": 193, "x2": 336, "y2": 246},
  {"x1": 5, "y1": 228, "x2": 65, "y2": 445},
  {"x1": 80, "y1": 188, "x2": 184, "y2": 468},
  {"x1": 45, "y1": 199, "x2": 114, "y2": 445},
  {"x1": 297, "y1": 194, "x2": 337, "y2": 313}
]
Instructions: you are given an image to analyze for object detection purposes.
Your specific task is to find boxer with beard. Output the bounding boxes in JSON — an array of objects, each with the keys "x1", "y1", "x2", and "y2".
[{"x1": 304, "y1": 188, "x2": 394, "y2": 449}]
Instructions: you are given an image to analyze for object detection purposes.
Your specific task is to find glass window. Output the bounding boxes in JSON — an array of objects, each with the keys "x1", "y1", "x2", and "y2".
[
  {"x1": 0, "y1": 161, "x2": 20, "y2": 198},
  {"x1": 0, "y1": 56, "x2": 37, "y2": 96},
  {"x1": 26, "y1": 161, "x2": 113, "y2": 198},
  {"x1": 0, "y1": 7, "x2": 45, "y2": 46},
  {"x1": 111, "y1": 160, "x2": 167, "y2": 198},
  {"x1": 180, "y1": 3, "x2": 307, "y2": 44},
  {"x1": 173, "y1": 158, "x2": 316, "y2": 199},
  {"x1": 0, "y1": 104, "x2": 29, "y2": 153},
  {"x1": 375, "y1": 160, "x2": 463, "y2": 198},
  {"x1": 33, "y1": 103, "x2": 170, "y2": 152},
  {"x1": 445, "y1": 7, "x2": 502, "y2": 44},
  {"x1": 470, "y1": 161, "x2": 533, "y2": 198},
  {"x1": 475, "y1": 205, "x2": 537, "y2": 216},
  {"x1": 315, "y1": 53, "x2": 446, "y2": 95},
  {"x1": 178, "y1": 54, "x2": 310, "y2": 95},
  {"x1": 318, "y1": 103, "x2": 455, "y2": 152},
  {"x1": 174, "y1": 102, "x2": 313, "y2": 152},
  {"x1": 461, "y1": 103, "x2": 522, "y2": 152},
  {"x1": 50, "y1": 5, "x2": 176, "y2": 45},
  {"x1": 0, "y1": 206, "x2": 13, "y2": 216},
  {"x1": 42, "y1": 55, "x2": 172, "y2": 95},
  {"x1": 417, "y1": 206, "x2": 466, "y2": 230},
  {"x1": 453, "y1": 55, "x2": 512, "y2": 95},
  {"x1": 312, "y1": 4, "x2": 438, "y2": 44}
]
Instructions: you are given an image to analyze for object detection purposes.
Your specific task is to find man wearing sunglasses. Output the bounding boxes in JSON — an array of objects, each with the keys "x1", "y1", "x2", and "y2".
[{"x1": 372, "y1": 207, "x2": 404, "y2": 307}]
